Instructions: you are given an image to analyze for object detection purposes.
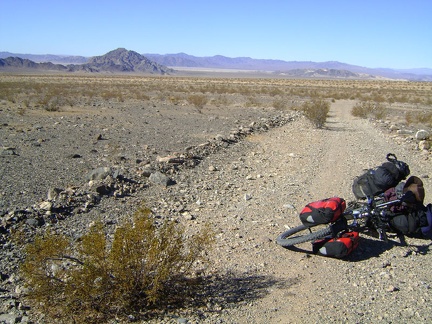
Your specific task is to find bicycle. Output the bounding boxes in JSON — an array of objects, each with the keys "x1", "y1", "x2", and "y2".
[
  {"x1": 276, "y1": 154, "x2": 431, "y2": 257},
  {"x1": 276, "y1": 195, "x2": 406, "y2": 249}
]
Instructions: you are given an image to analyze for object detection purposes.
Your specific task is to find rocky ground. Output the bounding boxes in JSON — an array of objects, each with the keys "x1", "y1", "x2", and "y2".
[{"x1": 1, "y1": 95, "x2": 432, "y2": 323}]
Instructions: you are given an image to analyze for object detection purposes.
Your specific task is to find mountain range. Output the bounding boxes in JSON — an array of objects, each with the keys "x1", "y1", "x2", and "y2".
[
  {"x1": 0, "y1": 49, "x2": 172, "y2": 75},
  {"x1": 1, "y1": 48, "x2": 431, "y2": 81}
]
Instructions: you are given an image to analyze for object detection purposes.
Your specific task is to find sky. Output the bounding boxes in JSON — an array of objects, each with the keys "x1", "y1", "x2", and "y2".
[{"x1": 1, "y1": 0, "x2": 431, "y2": 69}]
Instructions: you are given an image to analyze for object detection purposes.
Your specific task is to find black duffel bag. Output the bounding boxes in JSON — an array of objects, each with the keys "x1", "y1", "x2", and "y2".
[{"x1": 352, "y1": 153, "x2": 410, "y2": 199}]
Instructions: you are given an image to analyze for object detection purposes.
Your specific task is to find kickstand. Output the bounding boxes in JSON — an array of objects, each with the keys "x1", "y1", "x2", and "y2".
[{"x1": 397, "y1": 233, "x2": 407, "y2": 246}]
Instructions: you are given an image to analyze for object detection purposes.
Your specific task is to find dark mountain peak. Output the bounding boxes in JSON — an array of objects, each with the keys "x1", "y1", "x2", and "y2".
[
  {"x1": 90, "y1": 48, "x2": 145, "y2": 66},
  {"x1": 108, "y1": 47, "x2": 128, "y2": 54},
  {"x1": 93, "y1": 48, "x2": 139, "y2": 60},
  {"x1": 83, "y1": 48, "x2": 172, "y2": 74}
]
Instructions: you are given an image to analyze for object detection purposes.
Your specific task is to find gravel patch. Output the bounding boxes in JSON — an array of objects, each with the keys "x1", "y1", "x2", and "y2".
[{"x1": 1, "y1": 98, "x2": 432, "y2": 323}]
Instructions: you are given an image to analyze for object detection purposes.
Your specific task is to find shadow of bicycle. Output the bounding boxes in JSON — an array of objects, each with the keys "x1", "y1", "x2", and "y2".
[
  {"x1": 280, "y1": 234, "x2": 432, "y2": 262},
  {"x1": 349, "y1": 233, "x2": 432, "y2": 261}
]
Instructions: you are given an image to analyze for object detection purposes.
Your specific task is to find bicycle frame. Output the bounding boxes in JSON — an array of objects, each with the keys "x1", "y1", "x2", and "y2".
[{"x1": 342, "y1": 197, "x2": 402, "y2": 242}]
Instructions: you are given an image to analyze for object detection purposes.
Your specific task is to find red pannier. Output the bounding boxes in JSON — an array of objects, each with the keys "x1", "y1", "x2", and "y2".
[
  {"x1": 312, "y1": 231, "x2": 360, "y2": 259},
  {"x1": 299, "y1": 197, "x2": 346, "y2": 227}
]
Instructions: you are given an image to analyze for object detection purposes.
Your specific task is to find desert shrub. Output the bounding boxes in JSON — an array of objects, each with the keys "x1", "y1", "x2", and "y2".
[
  {"x1": 351, "y1": 101, "x2": 372, "y2": 118},
  {"x1": 244, "y1": 95, "x2": 260, "y2": 108},
  {"x1": 300, "y1": 99, "x2": 330, "y2": 128},
  {"x1": 406, "y1": 110, "x2": 432, "y2": 126},
  {"x1": 169, "y1": 94, "x2": 183, "y2": 105},
  {"x1": 371, "y1": 103, "x2": 387, "y2": 119},
  {"x1": 45, "y1": 97, "x2": 61, "y2": 112},
  {"x1": 21, "y1": 206, "x2": 212, "y2": 323},
  {"x1": 272, "y1": 99, "x2": 287, "y2": 110},
  {"x1": 135, "y1": 92, "x2": 151, "y2": 101},
  {"x1": 268, "y1": 87, "x2": 284, "y2": 96},
  {"x1": 351, "y1": 101, "x2": 386, "y2": 120},
  {"x1": 17, "y1": 106, "x2": 27, "y2": 116},
  {"x1": 211, "y1": 95, "x2": 231, "y2": 107},
  {"x1": 187, "y1": 94, "x2": 208, "y2": 112},
  {"x1": 370, "y1": 92, "x2": 386, "y2": 103},
  {"x1": 23, "y1": 99, "x2": 31, "y2": 108}
]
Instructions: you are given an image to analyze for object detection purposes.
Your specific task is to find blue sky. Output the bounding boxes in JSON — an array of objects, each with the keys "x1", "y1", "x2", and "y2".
[{"x1": 1, "y1": 0, "x2": 431, "y2": 69}]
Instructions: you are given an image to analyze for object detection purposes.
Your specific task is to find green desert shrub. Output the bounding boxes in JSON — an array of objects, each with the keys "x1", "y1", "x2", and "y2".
[
  {"x1": 21, "y1": 206, "x2": 212, "y2": 323},
  {"x1": 300, "y1": 99, "x2": 330, "y2": 128}
]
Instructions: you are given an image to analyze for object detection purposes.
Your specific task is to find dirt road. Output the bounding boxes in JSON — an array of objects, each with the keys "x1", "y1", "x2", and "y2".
[{"x1": 174, "y1": 99, "x2": 432, "y2": 323}]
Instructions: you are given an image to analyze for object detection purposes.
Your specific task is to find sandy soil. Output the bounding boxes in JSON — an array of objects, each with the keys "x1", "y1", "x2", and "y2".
[
  {"x1": 1, "y1": 94, "x2": 432, "y2": 323},
  {"x1": 138, "y1": 99, "x2": 432, "y2": 323}
]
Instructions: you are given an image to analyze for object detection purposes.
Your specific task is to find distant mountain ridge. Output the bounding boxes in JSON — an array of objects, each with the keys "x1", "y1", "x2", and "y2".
[
  {"x1": 0, "y1": 52, "x2": 88, "y2": 64},
  {"x1": 0, "y1": 57, "x2": 69, "y2": 71},
  {"x1": 1, "y1": 49, "x2": 431, "y2": 80},
  {"x1": 0, "y1": 49, "x2": 172, "y2": 74},
  {"x1": 144, "y1": 53, "x2": 432, "y2": 81}
]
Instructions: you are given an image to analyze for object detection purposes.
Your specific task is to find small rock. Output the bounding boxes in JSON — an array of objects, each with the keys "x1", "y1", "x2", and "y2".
[
  {"x1": 138, "y1": 169, "x2": 152, "y2": 177},
  {"x1": 95, "y1": 184, "x2": 112, "y2": 196},
  {"x1": 416, "y1": 129, "x2": 429, "y2": 140},
  {"x1": 182, "y1": 212, "x2": 195, "y2": 220},
  {"x1": 149, "y1": 171, "x2": 173, "y2": 186},
  {"x1": 418, "y1": 140, "x2": 430, "y2": 151},
  {"x1": 47, "y1": 188, "x2": 63, "y2": 200},
  {"x1": 0, "y1": 313, "x2": 21, "y2": 324},
  {"x1": 386, "y1": 285, "x2": 400, "y2": 292},
  {"x1": 397, "y1": 129, "x2": 414, "y2": 135},
  {"x1": 283, "y1": 203, "x2": 295, "y2": 209},
  {"x1": 209, "y1": 165, "x2": 217, "y2": 171},
  {"x1": 0, "y1": 147, "x2": 17, "y2": 156},
  {"x1": 157, "y1": 155, "x2": 181, "y2": 163},
  {"x1": 382, "y1": 260, "x2": 391, "y2": 268},
  {"x1": 86, "y1": 167, "x2": 113, "y2": 181},
  {"x1": 215, "y1": 134, "x2": 225, "y2": 141},
  {"x1": 39, "y1": 201, "x2": 52, "y2": 211},
  {"x1": 244, "y1": 194, "x2": 252, "y2": 201},
  {"x1": 25, "y1": 218, "x2": 42, "y2": 227}
]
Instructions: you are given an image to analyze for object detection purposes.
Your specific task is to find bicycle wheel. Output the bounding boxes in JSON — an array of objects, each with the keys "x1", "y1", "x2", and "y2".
[{"x1": 276, "y1": 224, "x2": 332, "y2": 247}]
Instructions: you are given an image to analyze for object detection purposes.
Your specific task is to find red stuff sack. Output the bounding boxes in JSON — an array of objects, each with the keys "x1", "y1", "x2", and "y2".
[
  {"x1": 312, "y1": 231, "x2": 360, "y2": 259},
  {"x1": 299, "y1": 197, "x2": 346, "y2": 227}
]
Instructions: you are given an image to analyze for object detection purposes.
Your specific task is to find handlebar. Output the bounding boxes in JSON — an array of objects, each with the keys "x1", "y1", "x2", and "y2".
[{"x1": 344, "y1": 198, "x2": 402, "y2": 242}]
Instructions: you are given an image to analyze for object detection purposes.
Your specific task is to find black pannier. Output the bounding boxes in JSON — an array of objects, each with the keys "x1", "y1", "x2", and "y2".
[{"x1": 352, "y1": 153, "x2": 410, "y2": 199}]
